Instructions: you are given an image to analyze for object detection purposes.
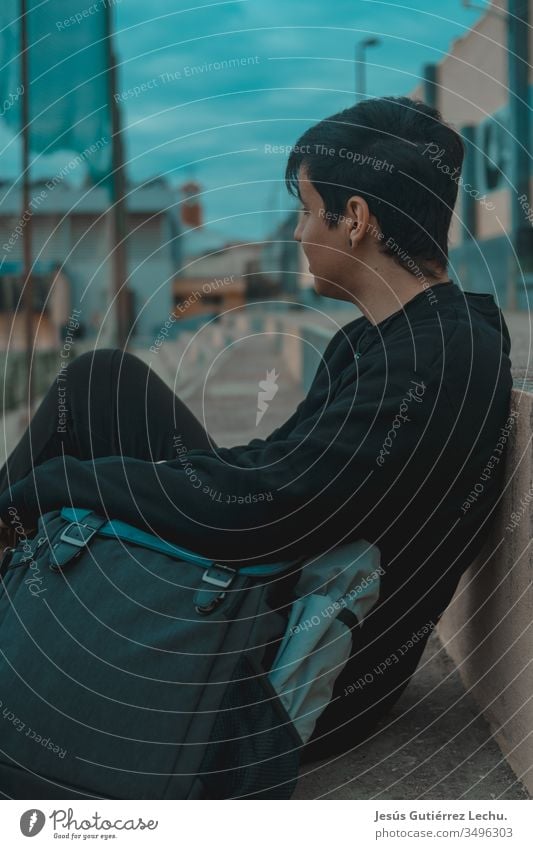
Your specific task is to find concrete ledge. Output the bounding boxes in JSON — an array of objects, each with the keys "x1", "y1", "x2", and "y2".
[{"x1": 438, "y1": 387, "x2": 533, "y2": 795}]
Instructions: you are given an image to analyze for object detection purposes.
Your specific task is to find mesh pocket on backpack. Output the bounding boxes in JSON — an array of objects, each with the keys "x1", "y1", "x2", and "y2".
[{"x1": 197, "y1": 654, "x2": 303, "y2": 799}]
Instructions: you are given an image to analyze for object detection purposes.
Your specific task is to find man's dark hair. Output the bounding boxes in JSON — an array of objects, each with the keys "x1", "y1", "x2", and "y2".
[{"x1": 285, "y1": 95, "x2": 465, "y2": 280}]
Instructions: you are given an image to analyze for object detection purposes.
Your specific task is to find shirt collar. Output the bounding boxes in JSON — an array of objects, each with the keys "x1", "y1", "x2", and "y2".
[{"x1": 361, "y1": 279, "x2": 459, "y2": 336}]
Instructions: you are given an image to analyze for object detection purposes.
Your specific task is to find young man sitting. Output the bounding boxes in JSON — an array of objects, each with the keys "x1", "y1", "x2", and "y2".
[{"x1": 0, "y1": 96, "x2": 513, "y2": 763}]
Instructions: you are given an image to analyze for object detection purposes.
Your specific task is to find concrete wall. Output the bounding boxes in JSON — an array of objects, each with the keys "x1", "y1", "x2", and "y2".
[{"x1": 438, "y1": 387, "x2": 533, "y2": 795}]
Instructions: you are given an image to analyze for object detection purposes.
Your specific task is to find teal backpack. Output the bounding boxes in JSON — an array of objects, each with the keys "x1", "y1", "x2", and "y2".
[{"x1": 0, "y1": 507, "x2": 380, "y2": 799}]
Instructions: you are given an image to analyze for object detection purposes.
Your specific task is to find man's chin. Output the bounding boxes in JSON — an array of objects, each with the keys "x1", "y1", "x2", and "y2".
[
  {"x1": 313, "y1": 274, "x2": 332, "y2": 297},
  {"x1": 313, "y1": 274, "x2": 326, "y2": 292},
  {"x1": 313, "y1": 275, "x2": 347, "y2": 302}
]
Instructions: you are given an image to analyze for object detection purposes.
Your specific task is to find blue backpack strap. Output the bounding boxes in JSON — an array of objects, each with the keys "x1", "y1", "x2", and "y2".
[
  {"x1": 58, "y1": 507, "x2": 301, "y2": 577},
  {"x1": 49, "y1": 511, "x2": 108, "y2": 570},
  {"x1": 60, "y1": 507, "x2": 214, "y2": 567}
]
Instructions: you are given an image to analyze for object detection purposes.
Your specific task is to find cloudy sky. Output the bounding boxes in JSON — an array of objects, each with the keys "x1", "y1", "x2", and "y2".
[
  {"x1": 1, "y1": 0, "x2": 485, "y2": 242},
  {"x1": 113, "y1": 0, "x2": 484, "y2": 241}
]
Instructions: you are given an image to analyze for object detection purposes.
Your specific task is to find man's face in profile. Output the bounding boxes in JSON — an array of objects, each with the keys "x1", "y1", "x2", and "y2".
[{"x1": 292, "y1": 167, "x2": 355, "y2": 301}]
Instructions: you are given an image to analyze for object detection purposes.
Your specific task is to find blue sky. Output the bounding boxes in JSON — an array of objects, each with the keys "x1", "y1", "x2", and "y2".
[
  {"x1": 1, "y1": 0, "x2": 486, "y2": 242},
  {"x1": 113, "y1": 0, "x2": 484, "y2": 241}
]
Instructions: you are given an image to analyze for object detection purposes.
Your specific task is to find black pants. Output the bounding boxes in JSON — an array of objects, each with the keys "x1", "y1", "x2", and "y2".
[{"x1": 0, "y1": 348, "x2": 216, "y2": 498}]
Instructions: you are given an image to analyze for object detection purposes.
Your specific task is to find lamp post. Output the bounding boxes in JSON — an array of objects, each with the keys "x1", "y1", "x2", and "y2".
[{"x1": 355, "y1": 37, "x2": 381, "y2": 102}]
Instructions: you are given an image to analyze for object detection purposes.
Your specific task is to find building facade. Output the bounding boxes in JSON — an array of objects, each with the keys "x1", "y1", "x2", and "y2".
[
  {"x1": 0, "y1": 177, "x2": 181, "y2": 343},
  {"x1": 413, "y1": 0, "x2": 532, "y2": 309}
]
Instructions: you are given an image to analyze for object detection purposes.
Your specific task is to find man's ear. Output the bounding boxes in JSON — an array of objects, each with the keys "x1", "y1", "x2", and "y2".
[{"x1": 344, "y1": 195, "x2": 370, "y2": 247}]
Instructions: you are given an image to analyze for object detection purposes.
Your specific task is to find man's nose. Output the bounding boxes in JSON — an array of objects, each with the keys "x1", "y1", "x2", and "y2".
[{"x1": 293, "y1": 220, "x2": 302, "y2": 242}]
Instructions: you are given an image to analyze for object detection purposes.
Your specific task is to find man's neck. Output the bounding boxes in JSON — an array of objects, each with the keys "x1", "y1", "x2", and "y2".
[{"x1": 347, "y1": 273, "x2": 451, "y2": 325}]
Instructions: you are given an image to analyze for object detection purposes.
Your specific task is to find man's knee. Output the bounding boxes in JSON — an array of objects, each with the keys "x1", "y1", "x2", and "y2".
[
  {"x1": 66, "y1": 348, "x2": 139, "y2": 380},
  {"x1": 67, "y1": 348, "x2": 116, "y2": 372},
  {"x1": 59, "y1": 349, "x2": 119, "y2": 402},
  {"x1": 64, "y1": 350, "x2": 152, "y2": 406}
]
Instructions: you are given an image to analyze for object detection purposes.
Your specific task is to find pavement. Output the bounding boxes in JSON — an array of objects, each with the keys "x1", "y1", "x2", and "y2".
[
  {"x1": 294, "y1": 631, "x2": 529, "y2": 800},
  {"x1": 145, "y1": 316, "x2": 529, "y2": 800}
]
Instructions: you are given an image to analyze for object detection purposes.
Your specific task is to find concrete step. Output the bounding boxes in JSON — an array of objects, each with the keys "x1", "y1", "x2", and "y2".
[{"x1": 294, "y1": 632, "x2": 529, "y2": 799}]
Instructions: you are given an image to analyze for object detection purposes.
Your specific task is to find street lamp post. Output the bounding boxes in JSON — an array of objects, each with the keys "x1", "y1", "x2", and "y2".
[{"x1": 355, "y1": 37, "x2": 381, "y2": 102}]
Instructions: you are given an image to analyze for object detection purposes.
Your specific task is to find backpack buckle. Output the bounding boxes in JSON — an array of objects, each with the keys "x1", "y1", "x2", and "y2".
[
  {"x1": 50, "y1": 521, "x2": 101, "y2": 570},
  {"x1": 201, "y1": 564, "x2": 236, "y2": 589},
  {"x1": 194, "y1": 564, "x2": 237, "y2": 615},
  {"x1": 59, "y1": 521, "x2": 99, "y2": 547}
]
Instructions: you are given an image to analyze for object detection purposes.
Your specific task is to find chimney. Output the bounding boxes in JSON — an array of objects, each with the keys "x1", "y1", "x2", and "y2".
[{"x1": 180, "y1": 181, "x2": 203, "y2": 228}]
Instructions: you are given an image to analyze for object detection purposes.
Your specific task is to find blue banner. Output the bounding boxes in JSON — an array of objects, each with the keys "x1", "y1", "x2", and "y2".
[{"x1": 0, "y1": 0, "x2": 113, "y2": 183}]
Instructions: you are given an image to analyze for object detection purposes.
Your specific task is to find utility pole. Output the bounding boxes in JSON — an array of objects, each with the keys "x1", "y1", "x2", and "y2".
[
  {"x1": 105, "y1": 5, "x2": 129, "y2": 349},
  {"x1": 20, "y1": 0, "x2": 34, "y2": 414}
]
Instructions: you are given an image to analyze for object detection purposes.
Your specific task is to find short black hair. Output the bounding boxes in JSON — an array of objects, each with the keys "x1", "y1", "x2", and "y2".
[{"x1": 285, "y1": 95, "x2": 465, "y2": 280}]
